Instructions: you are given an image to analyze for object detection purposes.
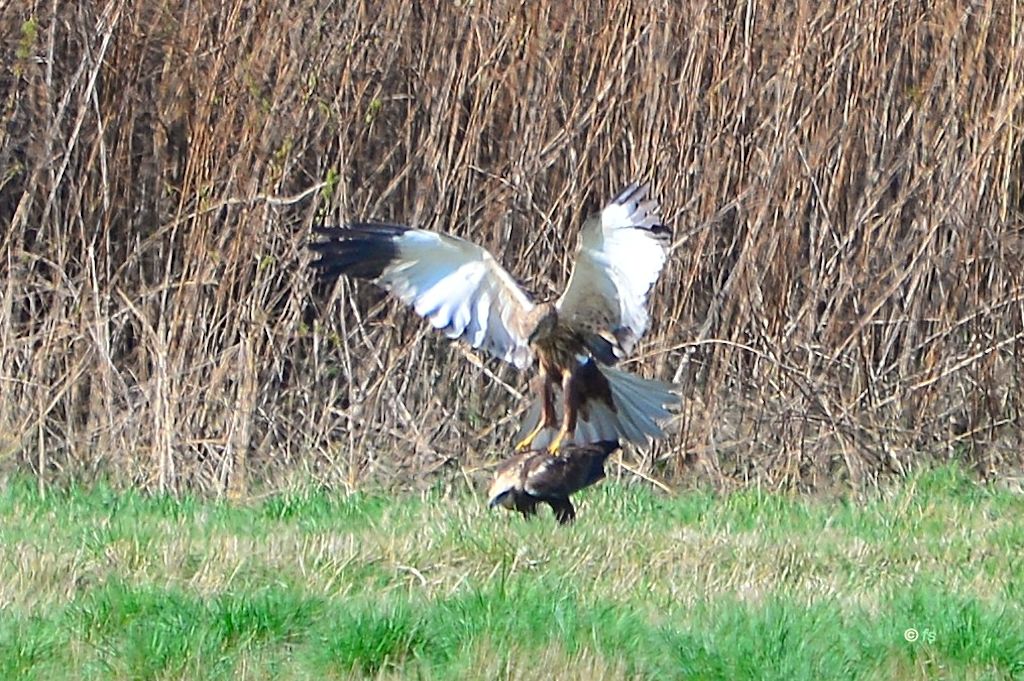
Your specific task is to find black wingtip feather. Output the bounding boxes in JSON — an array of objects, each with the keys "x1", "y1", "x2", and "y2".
[
  {"x1": 651, "y1": 222, "x2": 671, "y2": 237},
  {"x1": 308, "y1": 223, "x2": 410, "y2": 280}
]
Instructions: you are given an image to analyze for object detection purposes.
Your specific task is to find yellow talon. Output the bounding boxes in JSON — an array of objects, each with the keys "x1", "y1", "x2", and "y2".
[
  {"x1": 547, "y1": 427, "x2": 570, "y2": 454},
  {"x1": 515, "y1": 422, "x2": 546, "y2": 452}
]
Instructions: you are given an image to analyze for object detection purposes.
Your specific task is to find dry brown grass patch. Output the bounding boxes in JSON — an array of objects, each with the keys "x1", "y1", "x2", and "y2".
[{"x1": 1, "y1": 1, "x2": 1021, "y2": 493}]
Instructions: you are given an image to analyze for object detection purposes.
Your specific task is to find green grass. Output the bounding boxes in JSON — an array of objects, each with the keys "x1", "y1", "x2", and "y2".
[{"x1": 1, "y1": 467, "x2": 1023, "y2": 679}]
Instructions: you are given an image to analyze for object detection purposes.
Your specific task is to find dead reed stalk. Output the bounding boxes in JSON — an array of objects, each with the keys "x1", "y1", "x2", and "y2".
[{"x1": 1, "y1": 0, "x2": 1021, "y2": 493}]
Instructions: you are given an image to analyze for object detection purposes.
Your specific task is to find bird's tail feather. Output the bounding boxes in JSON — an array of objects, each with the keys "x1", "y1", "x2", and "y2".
[
  {"x1": 602, "y1": 365, "x2": 679, "y2": 443},
  {"x1": 515, "y1": 366, "x2": 678, "y2": 448}
]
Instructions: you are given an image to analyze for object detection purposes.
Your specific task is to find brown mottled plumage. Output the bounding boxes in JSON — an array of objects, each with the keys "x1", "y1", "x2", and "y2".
[
  {"x1": 486, "y1": 441, "x2": 620, "y2": 524},
  {"x1": 309, "y1": 184, "x2": 678, "y2": 452}
]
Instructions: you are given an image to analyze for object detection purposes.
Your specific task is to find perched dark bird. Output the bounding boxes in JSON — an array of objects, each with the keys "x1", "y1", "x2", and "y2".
[
  {"x1": 309, "y1": 183, "x2": 678, "y2": 452},
  {"x1": 486, "y1": 441, "x2": 620, "y2": 524}
]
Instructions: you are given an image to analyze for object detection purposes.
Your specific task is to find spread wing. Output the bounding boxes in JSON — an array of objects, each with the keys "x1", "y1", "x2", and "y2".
[
  {"x1": 556, "y1": 183, "x2": 670, "y2": 362},
  {"x1": 310, "y1": 224, "x2": 535, "y2": 369}
]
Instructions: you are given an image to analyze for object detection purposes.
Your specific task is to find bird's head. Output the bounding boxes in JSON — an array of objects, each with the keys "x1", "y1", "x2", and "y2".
[
  {"x1": 488, "y1": 488, "x2": 513, "y2": 509},
  {"x1": 487, "y1": 464, "x2": 522, "y2": 510},
  {"x1": 487, "y1": 481, "x2": 516, "y2": 510},
  {"x1": 526, "y1": 303, "x2": 558, "y2": 344}
]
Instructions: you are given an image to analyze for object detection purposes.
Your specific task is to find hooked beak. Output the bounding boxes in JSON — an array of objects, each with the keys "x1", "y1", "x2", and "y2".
[{"x1": 488, "y1": 489, "x2": 510, "y2": 509}]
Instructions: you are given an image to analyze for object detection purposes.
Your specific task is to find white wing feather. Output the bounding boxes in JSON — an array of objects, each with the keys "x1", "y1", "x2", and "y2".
[
  {"x1": 380, "y1": 230, "x2": 535, "y2": 369},
  {"x1": 557, "y1": 183, "x2": 670, "y2": 357}
]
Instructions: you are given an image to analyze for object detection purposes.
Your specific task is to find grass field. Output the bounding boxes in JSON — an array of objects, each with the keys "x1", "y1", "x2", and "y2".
[{"x1": 1, "y1": 467, "x2": 1023, "y2": 680}]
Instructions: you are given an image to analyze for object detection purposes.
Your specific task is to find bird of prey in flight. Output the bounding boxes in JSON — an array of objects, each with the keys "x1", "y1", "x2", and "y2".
[
  {"x1": 309, "y1": 182, "x2": 678, "y2": 452},
  {"x1": 487, "y1": 440, "x2": 620, "y2": 524}
]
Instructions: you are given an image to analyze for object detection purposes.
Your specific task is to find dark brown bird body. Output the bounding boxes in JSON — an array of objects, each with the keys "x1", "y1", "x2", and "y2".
[
  {"x1": 487, "y1": 441, "x2": 619, "y2": 524},
  {"x1": 517, "y1": 303, "x2": 611, "y2": 452}
]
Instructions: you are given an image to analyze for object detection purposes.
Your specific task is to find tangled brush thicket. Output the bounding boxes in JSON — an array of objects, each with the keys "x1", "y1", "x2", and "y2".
[{"x1": 2, "y1": 1, "x2": 1022, "y2": 494}]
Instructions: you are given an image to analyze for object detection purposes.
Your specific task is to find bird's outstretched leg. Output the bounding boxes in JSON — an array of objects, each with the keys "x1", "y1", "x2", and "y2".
[
  {"x1": 548, "y1": 499, "x2": 576, "y2": 524},
  {"x1": 548, "y1": 369, "x2": 579, "y2": 453},
  {"x1": 516, "y1": 499, "x2": 539, "y2": 520},
  {"x1": 515, "y1": 369, "x2": 555, "y2": 451}
]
